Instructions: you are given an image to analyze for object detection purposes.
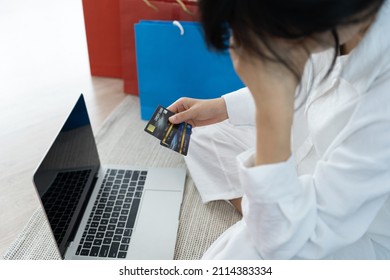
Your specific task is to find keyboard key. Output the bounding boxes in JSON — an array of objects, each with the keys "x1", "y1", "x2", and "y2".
[
  {"x1": 120, "y1": 244, "x2": 129, "y2": 251},
  {"x1": 99, "y1": 245, "x2": 110, "y2": 257},
  {"x1": 80, "y1": 249, "x2": 90, "y2": 256},
  {"x1": 108, "y1": 242, "x2": 120, "y2": 258},
  {"x1": 103, "y1": 238, "x2": 112, "y2": 245},
  {"x1": 126, "y1": 199, "x2": 140, "y2": 229},
  {"x1": 93, "y1": 239, "x2": 103, "y2": 246},
  {"x1": 122, "y1": 237, "x2": 130, "y2": 244},
  {"x1": 126, "y1": 192, "x2": 134, "y2": 197},
  {"x1": 86, "y1": 235, "x2": 94, "y2": 242},
  {"x1": 131, "y1": 171, "x2": 140, "y2": 181},
  {"x1": 118, "y1": 251, "x2": 127, "y2": 258},
  {"x1": 125, "y1": 171, "x2": 132, "y2": 178},
  {"x1": 98, "y1": 225, "x2": 107, "y2": 232},
  {"x1": 90, "y1": 246, "x2": 100, "y2": 257}
]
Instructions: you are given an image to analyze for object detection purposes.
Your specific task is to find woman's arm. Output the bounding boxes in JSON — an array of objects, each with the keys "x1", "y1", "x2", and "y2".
[{"x1": 167, "y1": 87, "x2": 256, "y2": 127}]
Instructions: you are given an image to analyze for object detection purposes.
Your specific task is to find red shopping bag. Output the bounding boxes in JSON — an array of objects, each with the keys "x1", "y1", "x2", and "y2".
[
  {"x1": 120, "y1": 0, "x2": 198, "y2": 95},
  {"x1": 82, "y1": 0, "x2": 122, "y2": 78}
]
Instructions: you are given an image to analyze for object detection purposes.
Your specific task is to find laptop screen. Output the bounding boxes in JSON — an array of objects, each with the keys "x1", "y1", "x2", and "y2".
[{"x1": 33, "y1": 95, "x2": 101, "y2": 257}]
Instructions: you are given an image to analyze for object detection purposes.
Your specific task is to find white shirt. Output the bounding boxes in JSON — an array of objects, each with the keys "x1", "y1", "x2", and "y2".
[{"x1": 203, "y1": 1, "x2": 390, "y2": 259}]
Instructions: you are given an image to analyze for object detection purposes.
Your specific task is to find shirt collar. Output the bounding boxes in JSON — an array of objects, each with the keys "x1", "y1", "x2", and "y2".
[{"x1": 341, "y1": 0, "x2": 390, "y2": 94}]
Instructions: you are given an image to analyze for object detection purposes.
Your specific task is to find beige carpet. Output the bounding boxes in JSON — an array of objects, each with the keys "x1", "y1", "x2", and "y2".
[{"x1": 3, "y1": 95, "x2": 241, "y2": 260}]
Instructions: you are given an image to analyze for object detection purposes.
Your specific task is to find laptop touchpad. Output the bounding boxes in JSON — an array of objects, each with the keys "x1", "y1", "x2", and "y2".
[
  {"x1": 127, "y1": 190, "x2": 182, "y2": 259},
  {"x1": 145, "y1": 168, "x2": 186, "y2": 192}
]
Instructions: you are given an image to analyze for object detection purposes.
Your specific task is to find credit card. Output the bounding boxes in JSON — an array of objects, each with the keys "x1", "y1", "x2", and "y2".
[
  {"x1": 144, "y1": 105, "x2": 192, "y2": 156},
  {"x1": 144, "y1": 105, "x2": 174, "y2": 140},
  {"x1": 161, "y1": 122, "x2": 192, "y2": 156}
]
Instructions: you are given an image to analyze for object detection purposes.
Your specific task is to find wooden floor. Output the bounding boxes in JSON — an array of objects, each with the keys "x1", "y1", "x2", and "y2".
[{"x1": 0, "y1": 0, "x2": 129, "y2": 257}]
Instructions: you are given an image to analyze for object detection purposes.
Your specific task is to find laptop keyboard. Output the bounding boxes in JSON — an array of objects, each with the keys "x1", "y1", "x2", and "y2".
[
  {"x1": 76, "y1": 168, "x2": 147, "y2": 258},
  {"x1": 42, "y1": 169, "x2": 92, "y2": 246}
]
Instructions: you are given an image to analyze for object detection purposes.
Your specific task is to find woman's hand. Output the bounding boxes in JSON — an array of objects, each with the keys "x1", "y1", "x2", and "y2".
[
  {"x1": 167, "y1": 97, "x2": 228, "y2": 127},
  {"x1": 230, "y1": 38, "x2": 310, "y2": 165}
]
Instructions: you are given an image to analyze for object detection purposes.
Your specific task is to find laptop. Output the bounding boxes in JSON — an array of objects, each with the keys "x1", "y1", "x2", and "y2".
[{"x1": 32, "y1": 94, "x2": 186, "y2": 260}]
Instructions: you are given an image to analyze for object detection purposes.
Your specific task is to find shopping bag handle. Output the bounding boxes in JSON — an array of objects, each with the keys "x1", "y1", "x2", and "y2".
[
  {"x1": 176, "y1": 0, "x2": 195, "y2": 15},
  {"x1": 142, "y1": 0, "x2": 159, "y2": 11},
  {"x1": 142, "y1": 0, "x2": 195, "y2": 15},
  {"x1": 173, "y1": 20, "x2": 185, "y2": 35}
]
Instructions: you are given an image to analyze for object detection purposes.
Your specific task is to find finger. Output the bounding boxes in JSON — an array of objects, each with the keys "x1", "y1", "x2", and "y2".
[
  {"x1": 166, "y1": 98, "x2": 190, "y2": 113},
  {"x1": 166, "y1": 102, "x2": 180, "y2": 114},
  {"x1": 168, "y1": 108, "x2": 196, "y2": 124}
]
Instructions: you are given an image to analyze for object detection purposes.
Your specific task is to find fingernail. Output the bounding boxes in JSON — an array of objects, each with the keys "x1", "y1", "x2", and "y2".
[{"x1": 169, "y1": 115, "x2": 176, "y2": 123}]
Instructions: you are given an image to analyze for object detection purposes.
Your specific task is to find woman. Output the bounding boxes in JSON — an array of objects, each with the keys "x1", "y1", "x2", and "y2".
[{"x1": 168, "y1": 0, "x2": 390, "y2": 259}]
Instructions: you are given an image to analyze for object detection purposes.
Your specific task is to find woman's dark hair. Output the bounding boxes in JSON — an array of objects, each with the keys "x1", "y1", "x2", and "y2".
[{"x1": 198, "y1": 0, "x2": 385, "y2": 79}]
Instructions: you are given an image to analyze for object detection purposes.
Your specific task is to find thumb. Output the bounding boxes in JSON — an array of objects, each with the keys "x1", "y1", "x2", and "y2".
[{"x1": 169, "y1": 110, "x2": 192, "y2": 124}]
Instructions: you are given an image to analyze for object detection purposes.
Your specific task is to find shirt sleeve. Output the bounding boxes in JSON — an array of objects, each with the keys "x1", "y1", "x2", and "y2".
[
  {"x1": 238, "y1": 103, "x2": 390, "y2": 259},
  {"x1": 222, "y1": 87, "x2": 256, "y2": 126}
]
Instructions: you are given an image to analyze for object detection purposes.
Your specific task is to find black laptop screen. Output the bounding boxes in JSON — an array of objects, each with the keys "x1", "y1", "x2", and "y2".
[{"x1": 33, "y1": 95, "x2": 101, "y2": 257}]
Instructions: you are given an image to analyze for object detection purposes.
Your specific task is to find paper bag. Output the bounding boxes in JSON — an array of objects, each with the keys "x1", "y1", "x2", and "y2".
[
  {"x1": 135, "y1": 21, "x2": 244, "y2": 120},
  {"x1": 120, "y1": 0, "x2": 198, "y2": 95}
]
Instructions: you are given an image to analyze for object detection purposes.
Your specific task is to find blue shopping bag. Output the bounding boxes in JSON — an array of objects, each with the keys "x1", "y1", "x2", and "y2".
[{"x1": 134, "y1": 20, "x2": 244, "y2": 120}]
